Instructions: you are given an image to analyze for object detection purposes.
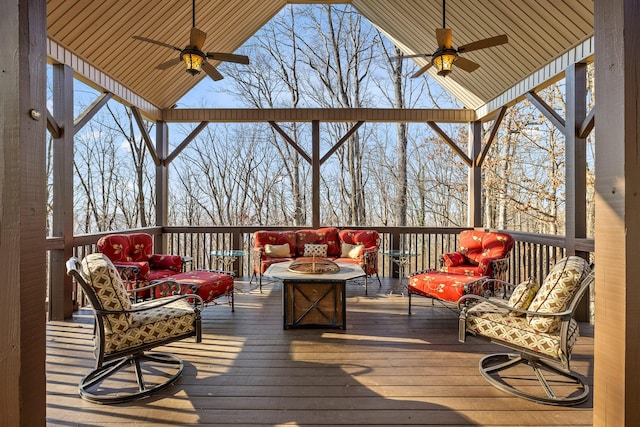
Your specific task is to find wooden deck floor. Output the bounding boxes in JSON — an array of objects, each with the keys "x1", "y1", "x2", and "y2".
[{"x1": 46, "y1": 277, "x2": 594, "y2": 426}]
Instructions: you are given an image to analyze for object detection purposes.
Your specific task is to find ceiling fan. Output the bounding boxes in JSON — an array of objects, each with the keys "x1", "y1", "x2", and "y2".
[
  {"x1": 401, "y1": 0, "x2": 508, "y2": 78},
  {"x1": 132, "y1": 0, "x2": 249, "y2": 81}
]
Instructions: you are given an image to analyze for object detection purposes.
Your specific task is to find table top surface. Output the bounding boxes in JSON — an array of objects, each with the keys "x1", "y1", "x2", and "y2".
[
  {"x1": 209, "y1": 250, "x2": 248, "y2": 257},
  {"x1": 264, "y1": 260, "x2": 365, "y2": 281}
]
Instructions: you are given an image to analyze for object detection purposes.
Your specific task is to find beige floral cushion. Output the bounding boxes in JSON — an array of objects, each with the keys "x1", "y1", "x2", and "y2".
[
  {"x1": 507, "y1": 277, "x2": 539, "y2": 316},
  {"x1": 81, "y1": 253, "x2": 133, "y2": 334},
  {"x1": 465, "y1": 301, "x2": 579, "y2": 359},
  {"x1": 265, "y1": 243, "x2": 291, "y2": 258},
  {"x1": 303, "y1": 243, "x2": 328, "y2": 257},
  {"x1": 341, "y1": 242, "x2": 364, "y2": 259},
  {"x1": 103, "y1": 298, "x2": 197, "y2": 354},
  {"x1": 527, "y1": 256, "x2": 591, "y2": 333}
]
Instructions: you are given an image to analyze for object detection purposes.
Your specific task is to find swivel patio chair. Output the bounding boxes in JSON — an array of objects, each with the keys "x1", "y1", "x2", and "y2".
[
  {"x1": 458, "y1": 256, "x2": 593, "y2": 405},
  {"x1": 66, "y1": 253, "x2": 202, "y2": 404}
]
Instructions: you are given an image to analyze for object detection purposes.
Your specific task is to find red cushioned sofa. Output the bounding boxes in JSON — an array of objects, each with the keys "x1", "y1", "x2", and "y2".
[
  {"x1": 408, "y1": 230, "x2": 514, "y2": 312},
  {"x1": 251, "y1": 228, "x2": 381, "y2": 294}
]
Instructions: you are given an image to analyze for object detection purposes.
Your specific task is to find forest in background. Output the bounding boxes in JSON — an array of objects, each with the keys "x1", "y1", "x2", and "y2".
[{"x1": 46, "y1": 4, "x2": 595, "y2": 237}]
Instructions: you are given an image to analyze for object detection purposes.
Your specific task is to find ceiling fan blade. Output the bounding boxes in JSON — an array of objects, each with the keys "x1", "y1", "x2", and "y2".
[
  {"x1": 202, "y1": 61, "x2": 224, "y2": 81},
  {"x1": 190, "y1": 27, "x2": 207, "y2": 50},
  {"x1": 206, "y1": 52, "x2": 250, "y2": 65},
  {"x1": 411, "y1": 62, "x2": 433, "y2": 78},
  {"x1": 156, "y1": 57, "x2": 183, "y2": 71},
  {"x1": 458, "y1": 34, "x2": 508, "y2": 53},
  {"x1": 393, "y1": 53, "x2": 432, "y2": 60},
  {"x1": 436, "y1": 28, "x2": 453, "y2": 49},
  {"x1": 132, "y1": 36, "x2": 181, "y2": 51},
  {"x1": 453, "y1": 56, "x2": 480, "y2": 73}
]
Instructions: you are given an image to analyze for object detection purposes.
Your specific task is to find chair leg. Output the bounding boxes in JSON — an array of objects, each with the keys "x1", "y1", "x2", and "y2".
[
  {"x1": 79, "y1": 352, "x2": 184, "y2": 404},
  {"x1": 408, "y1": 291, "x2": 412, "y2": 315},
  {"x1": 479, "y1": 353, "x2": 589, "y2": 406}
]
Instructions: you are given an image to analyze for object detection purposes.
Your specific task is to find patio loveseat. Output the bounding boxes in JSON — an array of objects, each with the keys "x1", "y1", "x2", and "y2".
[{"x1": 251, "y1": 228, "x2": 381, "y2": 293}]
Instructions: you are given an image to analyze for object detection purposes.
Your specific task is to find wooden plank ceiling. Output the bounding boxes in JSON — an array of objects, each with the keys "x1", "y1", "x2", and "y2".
[{"x1": 46, "y1": 0, "x2": 594, "y2": 112}]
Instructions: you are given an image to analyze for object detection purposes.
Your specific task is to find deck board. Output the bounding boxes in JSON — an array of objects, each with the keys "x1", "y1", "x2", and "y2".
[{"x1": 46, "y1": 277, "x2": 594, "y2": 426}]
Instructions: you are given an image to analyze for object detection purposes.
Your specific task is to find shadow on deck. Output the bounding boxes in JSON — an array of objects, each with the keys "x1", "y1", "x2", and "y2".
[{"x1": 46, "y1": 277, "x2": 594, "y2": 426}]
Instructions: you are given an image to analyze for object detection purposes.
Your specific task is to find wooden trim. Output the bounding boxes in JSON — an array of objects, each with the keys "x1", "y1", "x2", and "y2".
[
  {"x1": 525, "y1": 91, "x2": 566, "y2": 132},
  {"x1": 131, "y1": 107, "x2": 160, "y2": 166},
  {"x1": 268, "y1": 121, "x2": 312, "y2": 163},
  {"x1": 476, "y1": 106, "x2": 506, "y2": 167},
  {"x1": 164, "y1": 108, "x2": 476, "y2": 123},
  {"x1": 426, "y1": 121, "x2": 472, "y2": 166},
  {"x1": 320, "y1": 121, "x2": 364, "y2": 165},
  {"x1": 476, "y1": 37, "x2": 595, "y2": 120},
  {"x1": 47, "y1": 37, "x2": 161, "y2": 120},
  {"x1": 165, "y1": 121, "x2": 209, "y2": 165},
  {"x1": 73, "y1": 92, "x2": 113, "y2": 135}
]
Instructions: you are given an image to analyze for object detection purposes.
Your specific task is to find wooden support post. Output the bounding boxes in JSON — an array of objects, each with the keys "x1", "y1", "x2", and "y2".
[
  {"x1": 0, "y1": 0, "x2": 47, "y2": 425},
  {"x1": 594, "y1": 0, "x2": 640, "y2": 425},
  {"x1": 468, "y1": 121, "x2": 482, "y2": 227},
  {"x1": 312, "y1": 120, "x2": 321, "y2": 228},
  {"x1": 49, "y1": 63, "x2": 75, "y2": 320},
  {"x1": 565, "y1": 63, "x2": 589, "y2": 321},
  {"x1": 155, "y1": 121, "x2": 169, "y2": 253}
]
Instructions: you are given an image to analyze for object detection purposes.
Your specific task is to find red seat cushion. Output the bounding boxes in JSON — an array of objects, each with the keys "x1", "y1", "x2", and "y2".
[
  {"x1": 155, "y1": 270, "x2": 234, "y2": 304},
  {"x1": 408, "y1": 271, "x2": 488, "y2": 302}
]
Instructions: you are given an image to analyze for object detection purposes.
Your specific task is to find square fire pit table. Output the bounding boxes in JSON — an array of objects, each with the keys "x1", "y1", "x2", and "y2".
[{"x1": 264, "y1": 260, "x2": 365, "y2": 330}]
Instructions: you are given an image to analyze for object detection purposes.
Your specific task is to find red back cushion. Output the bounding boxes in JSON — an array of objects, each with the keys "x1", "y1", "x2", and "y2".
[
  {"x1": 339, "y1": 229, "x2": 379, "y2": 249},
  {"x1": 254, "y1": 231, "x2": 297, "y2": 255},
  {"x1": 295, "y1": 228, "x2": 340, "y2": 257},
  {"x1": 458, "y1": 230, "x2": 514, "y2": 265},
  {"x1": 481, "y1": 231, "x2": 515, "y2": 258},
  {"x1": 127, "y1": 233, "x2": 153, "y2": 262},
  {"x1": 97, "y1": 234, "x2": 131, "y2": 262}
]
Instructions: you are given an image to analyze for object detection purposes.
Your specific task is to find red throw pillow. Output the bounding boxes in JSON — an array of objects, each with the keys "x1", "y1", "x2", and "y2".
[{"x1": 442, "y1": 252, "x2": 465, "y2": 267}]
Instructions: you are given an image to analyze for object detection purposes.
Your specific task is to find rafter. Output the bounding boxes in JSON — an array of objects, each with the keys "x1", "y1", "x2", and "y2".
[{"x1": 427, "y1": 121, "x2": 472, "y2": 166}]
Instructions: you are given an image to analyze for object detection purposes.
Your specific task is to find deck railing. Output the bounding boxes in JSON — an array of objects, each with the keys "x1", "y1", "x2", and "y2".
[{"x1": 56, "y1": 226, "x2": 594, "y2": 319}]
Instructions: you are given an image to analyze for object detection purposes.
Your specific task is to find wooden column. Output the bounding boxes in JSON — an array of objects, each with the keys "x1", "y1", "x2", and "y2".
[
  {"x1": 468, "y1": 121, "x2": 482, "y2": 227},
  {"x1": 594, "y1": 0, "x2": 640, "y2": 425},
  {"x1": 312, "y1": 120, "x2": 320, "y2": 228},
  {"x1": 49, "y1": 64, "x2": 75, "y2": 320},
  {"x1": 564, "y1": 62, "x2": 588, "y2": 257},
  {"x1": 0, "y1": 0, "x2": 47, "y2": 425},
  {"x1": 155, "y1": 121, "x2": 169, "y2": 253}
]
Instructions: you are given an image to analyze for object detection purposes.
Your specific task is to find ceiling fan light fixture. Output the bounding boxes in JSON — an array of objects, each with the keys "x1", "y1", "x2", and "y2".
[
  {"x1": 433, "y1": 49, "x2": 457, "y2": 76},
  {"x1": 181, "y1": 48, "x2": 205, "y2": 75}
]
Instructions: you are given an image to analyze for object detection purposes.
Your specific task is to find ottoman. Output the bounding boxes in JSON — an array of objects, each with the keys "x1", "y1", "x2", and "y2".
[
  {"x1": 408, "y1": 271, "x2": 487, "y2": 314},
  {"x1": 153, "y1": 270, "x2": 234, "y2": 311}
]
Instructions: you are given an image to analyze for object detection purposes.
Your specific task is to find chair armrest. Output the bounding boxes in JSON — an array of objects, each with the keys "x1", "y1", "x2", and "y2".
[
  {"x1": 457, "y1": 293, "x2": 574, "y2": 318},
  {"x1": 94, "y1": 292, "x2": 204, "y2": 315}
]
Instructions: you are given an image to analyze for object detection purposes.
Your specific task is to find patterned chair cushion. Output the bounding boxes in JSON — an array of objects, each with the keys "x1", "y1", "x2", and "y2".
[
  {"x1": 97, "y1": 234, "x2": 131, "y2": 262},
  {"x1": 527, "y1": 256, "x2": 591, "y2": 333},
  {"x1": 103, "y1": 298, "x2": 196, "y2": 354},
  {"x1": 465, "y1": 300, "x2": 579, "y2": 359},
  {"x1": 126, "y1": 233, "x2": 154, "y2": 262},
  {"x1": 303, "y1": 243, "x2": 328, "y2": 258},
  {"x1": 507, "y1": 277, "x2": 540, "y2": 316},
  {"x1": 296, "y1": 228, "x2": 340, "y2": 257},
  {"x1": 81, "y1": 253, "x2": 133, "y2": 334}
]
